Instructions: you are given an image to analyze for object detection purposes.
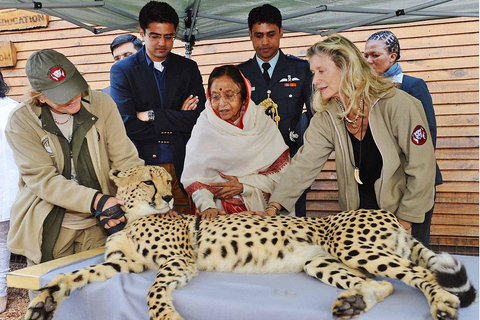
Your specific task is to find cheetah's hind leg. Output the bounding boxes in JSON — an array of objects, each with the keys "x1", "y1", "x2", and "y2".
[
  {"x1": 147, "y1": 256, "x2": 198, "y2": 320},
  {"x1": 304, "y1": 255, "x2": 393, "y2": 319}
]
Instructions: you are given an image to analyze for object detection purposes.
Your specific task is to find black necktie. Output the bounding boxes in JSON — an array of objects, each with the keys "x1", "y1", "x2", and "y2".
[{"x1": 262, "y1": 62, "x2": 271, "y2": 85}]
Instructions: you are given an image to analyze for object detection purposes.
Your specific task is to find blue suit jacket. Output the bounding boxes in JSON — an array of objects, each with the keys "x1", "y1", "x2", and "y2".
[
  {"x1": 110, "y1": 47, "x2": 206, "y2": 187},
  {"x1": 238, "y1": 50, "x2": 312, "y2": 156},
  {"x1": 400, "y1": 75, "x2": 442, "y2": 186}
]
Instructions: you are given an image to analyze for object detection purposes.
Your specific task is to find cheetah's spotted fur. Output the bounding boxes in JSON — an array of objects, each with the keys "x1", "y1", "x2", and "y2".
[{"x1": 25, "y1": 165, "x2": 476, "y2": 320}]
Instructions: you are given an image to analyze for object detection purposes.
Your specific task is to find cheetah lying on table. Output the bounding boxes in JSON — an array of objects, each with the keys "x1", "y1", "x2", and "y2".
[{"x1": 26, "y1": 165, "x2": 476, "y2": 320}]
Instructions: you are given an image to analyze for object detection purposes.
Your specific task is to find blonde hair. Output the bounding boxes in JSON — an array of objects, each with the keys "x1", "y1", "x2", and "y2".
[
  {"x1": 23, "y1": 88, "x2": 88, "y2": 107},
  {"x1": 23, "y1": 88, "x2": 43, "y2": 107},
  {"x1": 307, "y1": 34, "x2": 395, "y2": 114}
]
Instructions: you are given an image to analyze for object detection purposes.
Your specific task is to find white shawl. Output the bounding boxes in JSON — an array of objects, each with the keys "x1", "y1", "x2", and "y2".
[{"x1": 181, "y1": 99, "x2": 289, "y2": 212}]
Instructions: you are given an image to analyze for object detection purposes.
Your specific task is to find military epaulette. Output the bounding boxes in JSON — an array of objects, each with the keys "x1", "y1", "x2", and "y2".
[{"x1": 285, "y1": 54, "x2": 308, "y2": 63}]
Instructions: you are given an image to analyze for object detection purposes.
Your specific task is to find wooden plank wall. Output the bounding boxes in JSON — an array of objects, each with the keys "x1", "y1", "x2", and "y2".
[{"x1": 1, "y1": 16, "x2": 478, "y2": 252}]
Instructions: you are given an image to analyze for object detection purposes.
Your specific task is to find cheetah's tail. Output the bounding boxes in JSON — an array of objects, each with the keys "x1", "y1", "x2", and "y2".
[{"x1": 431, "y1": 253, "x2": 477, "y2": 307}]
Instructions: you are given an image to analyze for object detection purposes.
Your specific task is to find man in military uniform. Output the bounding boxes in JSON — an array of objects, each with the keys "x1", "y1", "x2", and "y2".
[{"x1": 238, "y1": 4, "x2": 312, "y2": 217}]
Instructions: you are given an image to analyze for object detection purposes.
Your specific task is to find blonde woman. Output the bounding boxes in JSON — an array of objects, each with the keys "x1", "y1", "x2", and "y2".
[{"x1": 265, "y1": 35, "x2": 436, "y2": 239}]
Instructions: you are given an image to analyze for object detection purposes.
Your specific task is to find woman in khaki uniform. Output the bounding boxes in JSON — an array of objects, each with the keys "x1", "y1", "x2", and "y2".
[{"x1": 5, "y1": 49, "x2": 144, "y2": 272}]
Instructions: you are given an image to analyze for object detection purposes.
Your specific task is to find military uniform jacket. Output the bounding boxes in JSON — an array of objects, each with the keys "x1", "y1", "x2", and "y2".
[{"x1": 238, "y1": 50, "x2": 312, "y2": 155}]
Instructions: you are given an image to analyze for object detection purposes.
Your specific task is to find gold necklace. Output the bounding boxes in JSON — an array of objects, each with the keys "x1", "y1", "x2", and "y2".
[
  {"x1": 336, "y1": 98, "x2": 363, "y2": 128},
  {"x1": 343, "y1": 98, "x2": 365, "y2": 184}
]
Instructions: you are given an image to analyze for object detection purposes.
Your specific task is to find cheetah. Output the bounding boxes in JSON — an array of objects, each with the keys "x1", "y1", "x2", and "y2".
[{"x1": 25, "y1": 165, "x2": 476, "y2": 320}]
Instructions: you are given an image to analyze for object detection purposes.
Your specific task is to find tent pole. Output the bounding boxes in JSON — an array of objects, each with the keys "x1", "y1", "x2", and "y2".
[
  {"x1": 184, "y1": 0, "x2": 201, "y2": 58},
  {"x1": 2, "y1": 1, "x2": 105, "y2": 9},
  {"x1": 324, "y1": 5, "x2": 478, "y2": 17},
  {"x1": 324, "y1": 0, "x2": 453, "y2": 35}
]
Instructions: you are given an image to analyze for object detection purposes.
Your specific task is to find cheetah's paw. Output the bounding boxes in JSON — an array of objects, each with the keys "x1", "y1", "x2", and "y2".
[
  {"x1": 431, "y1": 291, "x2": 460, "y2": 320},
  {"x1": 24, "y1": 294, "x2": 57, "y2": 320},
  {"x1": 332, "y1": 293, "x2": 366, "y2": 319}
]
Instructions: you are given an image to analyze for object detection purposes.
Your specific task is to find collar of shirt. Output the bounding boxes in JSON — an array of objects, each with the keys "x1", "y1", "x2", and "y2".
[
  {"x1": 255, "y1": 50, "x2": 280, "y2": 78},
  {"x1": 391, "y1": 72, "x2": 404, "y2": 84},
  {"x1": 145, "y1": 51, "x2": 167, "y2": 72}
]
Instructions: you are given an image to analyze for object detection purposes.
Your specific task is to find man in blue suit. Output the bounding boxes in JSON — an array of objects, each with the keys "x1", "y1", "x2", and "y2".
[
  {"x1": 238, "y1": 4, "x2": 313, "y2": 217},
  {"x1": 110, "y1": 1, "x2": 206, "y2": 215}
]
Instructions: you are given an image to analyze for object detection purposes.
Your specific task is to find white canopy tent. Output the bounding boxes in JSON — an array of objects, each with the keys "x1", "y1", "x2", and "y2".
[{"x1": 1, "y1": 0, "x2": 478, "y2": 56}]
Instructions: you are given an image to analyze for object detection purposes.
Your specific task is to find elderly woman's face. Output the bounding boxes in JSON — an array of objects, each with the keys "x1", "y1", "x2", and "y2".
[
  {"x1": 40, "y1": 93, "x2": 82, "y2": 114},
  {"x1": 309, "y1": 52, "x2": 341, "y2": 101},
  {"x1": 364, "y1": 40, "x2": 397, "y2": 75},
  {"x1": 209, "y1": 76, "x2": 243, "y2": 122}
]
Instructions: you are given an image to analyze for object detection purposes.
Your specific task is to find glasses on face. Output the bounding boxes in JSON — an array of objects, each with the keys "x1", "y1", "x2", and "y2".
[
  {"x1": 146, "y1": 32, "x2": 175, "y2": 42},
  {"x1": 210, "y1": 92, "x2": 241, "y2": 105},
  {"x1": 114, "y1": 52, "x2": 134, "y2": 62}
]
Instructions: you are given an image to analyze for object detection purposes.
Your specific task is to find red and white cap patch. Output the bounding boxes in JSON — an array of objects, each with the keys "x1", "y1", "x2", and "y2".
[
  {"x1": 49, "y1": 67, "x2": 66, "y2": 82},
  {"x1": 411, "y1": 125, "x2": 427, "y2": 145}
]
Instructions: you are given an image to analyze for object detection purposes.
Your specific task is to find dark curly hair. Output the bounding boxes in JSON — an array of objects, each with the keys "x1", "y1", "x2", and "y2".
[
  {"x1": 139, "y1": 1, "x2": 179, "y2": 32},
  {"x1": 248, "y1": 4, "x2": 282, "y2": 31}
]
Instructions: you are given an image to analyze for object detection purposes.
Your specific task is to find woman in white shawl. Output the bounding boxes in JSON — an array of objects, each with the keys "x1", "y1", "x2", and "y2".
[{"x1": 181, "y1": 65, "x2": 289, "y2": 221}]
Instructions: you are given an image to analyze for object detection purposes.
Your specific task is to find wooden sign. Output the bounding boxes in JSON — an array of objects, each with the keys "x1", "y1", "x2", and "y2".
[
  {"x1": 0, "y1": 9, "x2": 49, "y2": 31},
  {"x1": 0, "y1": 41, "x2": 17, "y2": 67}
]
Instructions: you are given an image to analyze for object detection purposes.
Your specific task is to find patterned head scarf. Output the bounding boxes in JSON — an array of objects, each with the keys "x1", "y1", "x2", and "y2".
[{"x1": 367, "y1": 30, "x2": 401, "y2": 61}]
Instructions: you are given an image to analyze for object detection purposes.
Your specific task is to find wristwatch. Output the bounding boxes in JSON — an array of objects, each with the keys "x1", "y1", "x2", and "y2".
[{"x1": 147, "y1": 110, "x2": 155, "y2": 122}]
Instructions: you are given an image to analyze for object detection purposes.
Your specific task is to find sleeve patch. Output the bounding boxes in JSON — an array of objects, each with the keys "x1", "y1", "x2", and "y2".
[{"x1": 411, "y1": 125, "x2": 427, "y2": 145}]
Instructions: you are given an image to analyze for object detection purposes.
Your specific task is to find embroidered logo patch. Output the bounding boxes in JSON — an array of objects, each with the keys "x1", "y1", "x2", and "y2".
[
  {"x1": 49, "y1": 67, "x2": 66, "y2": 82},
  {"x1": 41, "y1": 136, "x2": 53, "y2": 156},
  {"x1": 411, "y1": 125, "x2": 427, "y2": 145}
]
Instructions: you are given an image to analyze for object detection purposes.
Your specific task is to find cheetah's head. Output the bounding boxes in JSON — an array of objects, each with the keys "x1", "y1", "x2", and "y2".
[{"x1": 110, "y1": 165, "x2": 174, "y2": 219}]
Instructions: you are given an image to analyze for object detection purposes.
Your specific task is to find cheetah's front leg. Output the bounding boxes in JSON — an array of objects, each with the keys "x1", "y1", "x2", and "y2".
[
  {"x1": 147, "y1": 256, "x2": 198, "y2": 320},
  {"x1": 25, "y1": 255, "x2": 146, "y2": 320}
]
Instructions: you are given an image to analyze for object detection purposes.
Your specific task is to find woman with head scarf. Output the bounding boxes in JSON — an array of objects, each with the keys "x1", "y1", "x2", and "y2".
[{"x1": 182, "y1": 65, "x2": 289, "y2": 221}]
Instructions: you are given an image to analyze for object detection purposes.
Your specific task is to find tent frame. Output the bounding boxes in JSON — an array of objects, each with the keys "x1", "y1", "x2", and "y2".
[{"x1": 2, "y1": 0, "x2": 478, "y2": 57}]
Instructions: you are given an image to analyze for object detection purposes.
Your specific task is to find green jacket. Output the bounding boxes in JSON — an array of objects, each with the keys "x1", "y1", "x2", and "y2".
[
  {"x1": 6, "y1": 88, "x2": 143, "y2": 263},
  {"x1": 271, "y1": 88, "x2": 435, "y2": 223}
]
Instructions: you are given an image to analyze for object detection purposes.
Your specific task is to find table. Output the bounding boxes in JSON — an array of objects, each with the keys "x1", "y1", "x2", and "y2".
[{"x1": 8, "y1": 250, "x2": 479, "y2": 320}]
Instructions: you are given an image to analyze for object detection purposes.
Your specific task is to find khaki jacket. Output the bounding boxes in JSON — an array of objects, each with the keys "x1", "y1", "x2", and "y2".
[
  {"x1": 5, "y1": 89, "x2": 143, "y2": 263},
  {"x1": 270, "y1": 88, "x2": 435, "y2": 223}
]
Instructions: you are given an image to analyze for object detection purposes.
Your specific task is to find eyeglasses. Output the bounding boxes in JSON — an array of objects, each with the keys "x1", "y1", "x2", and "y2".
[
  {"x1": 146, "y1": 32, "x2": 175, "y2": 42},
  {"x1": 114, "y1": 52, "x2": 135, "y2": 62},
  {"x1": 210, "y1": 92, "x2": 240, "y2": 105}
]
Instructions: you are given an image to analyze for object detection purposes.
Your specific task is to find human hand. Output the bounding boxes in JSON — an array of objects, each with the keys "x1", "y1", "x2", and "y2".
[
  {"x1": 95, "y1": 195, "x2": 126, "y2": 229},
  {"x1": 181, "y1": 95, "x2": 199, "y2": 111},
  {"x1": 161, "y1": 209, "x2": 181, "y2": 219},
  {"x1": 397, "y1": 218, "x2": 412, "y2": 234},
  {"x1": 136, "y1": 111, "x2": 149, "y2": 122},
  {"x1": 210, "y1": 173, "x2": 243, "y2": 199},
  {"x1": 200, "y1": 208, "x2": 225, "y2": 221},
  {"x1": 264, "y1": 203, "x2": 281, "y2": 216}
]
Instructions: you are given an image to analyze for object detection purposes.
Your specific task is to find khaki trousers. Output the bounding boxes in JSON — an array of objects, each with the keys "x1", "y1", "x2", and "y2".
[{"x1": 28, "y1": 224, "x2": 106, "y2": 300}]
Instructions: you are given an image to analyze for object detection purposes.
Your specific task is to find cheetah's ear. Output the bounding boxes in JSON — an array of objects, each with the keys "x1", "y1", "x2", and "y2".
[{"x1": 109, "y1": 169, "x2": 123, "y2": 181}]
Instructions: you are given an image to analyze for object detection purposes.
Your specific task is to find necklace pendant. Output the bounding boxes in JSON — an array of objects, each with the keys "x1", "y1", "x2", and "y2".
[{"x1": 354, "y1": 167, "x2": 363, "y2": 185}]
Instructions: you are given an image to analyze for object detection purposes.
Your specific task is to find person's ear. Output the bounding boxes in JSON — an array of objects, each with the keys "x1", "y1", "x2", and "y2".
[
  {"x1": 139, "y1": 27, "x2": 145, "y2": 40},
  {"x1": 279, "y1": 27, "x2": 284, "y2": 38},
  {"x1": 390, "y1": 52, "x2": 398, "y2": 62}
]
